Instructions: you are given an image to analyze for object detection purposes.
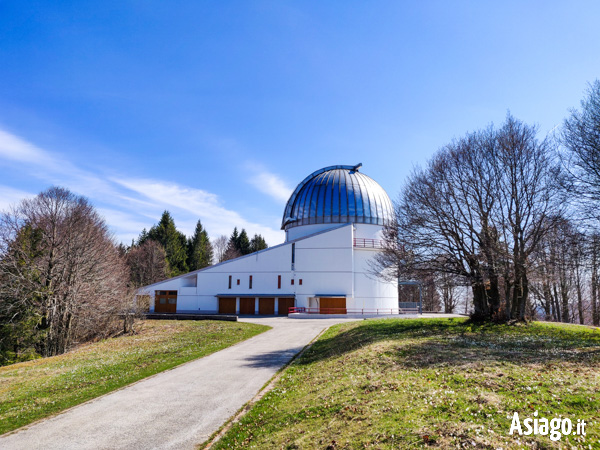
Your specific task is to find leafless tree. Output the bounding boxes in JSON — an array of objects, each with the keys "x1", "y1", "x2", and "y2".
[
  {"x1": 373, "y1": 126, "x2": 504, "y2": 320},
  {"x1": 213, "y1": 235, "x2": 229, "y2": 263},
  {"x1": 562, "y1": 80, "x2": 600, "y2": 221},
  {"x1": 372, "y1": 115, "x2": 564, "y2": 322},
  {"x1": 491, "y1": 116, "x2": 567, "y2": 321},
  {"x1": 0, "y1": 187, "x2": 131, "y2": 357},
  {"x1": 530, "y1": 217, "x2": 582, "y2": 322},
  {"x1": 590, "y1": 233, "x2": 600, "y2": 326},
  {"x1": 126, "y1": 239, "x2": 169, "y2": 287},
  {"x1": 437, "y1": 272, "x2": 462, "y2": 313}
]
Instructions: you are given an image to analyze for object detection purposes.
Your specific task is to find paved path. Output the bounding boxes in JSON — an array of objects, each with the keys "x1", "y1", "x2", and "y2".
[{"x1": 0, "y1": 317, "x2": 358, "y2": 450}]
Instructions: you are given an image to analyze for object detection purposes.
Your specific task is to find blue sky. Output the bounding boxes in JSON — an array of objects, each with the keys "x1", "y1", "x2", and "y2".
[{"x1": 1, "y1": 1, "x2": 599, "y2": 245}]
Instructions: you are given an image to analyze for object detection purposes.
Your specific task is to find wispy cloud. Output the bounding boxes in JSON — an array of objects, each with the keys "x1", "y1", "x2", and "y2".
[
  {"x1": 246, "y1": 164, "x2": 293, "y2": 203},
  {"x1": 0, "y1": 128, "x2": 284, "y2": 245},
  {"x1": 112, "y1": 178, "x2": 283, "y2": 243},
  {"x1": 0, "y1": 186, "x2": 35, "y2": 211},
  {"x1": 0, "y1": 129, "x2": 53, "y2": 165}
]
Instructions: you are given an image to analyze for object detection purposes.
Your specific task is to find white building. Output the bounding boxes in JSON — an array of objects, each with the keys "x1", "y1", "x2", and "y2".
[{"x1": 144, "y1": 164, "x2": 397, "y2": 315}]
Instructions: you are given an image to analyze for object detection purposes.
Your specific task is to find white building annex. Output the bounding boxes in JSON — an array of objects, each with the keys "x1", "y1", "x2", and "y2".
[{"x1": 144, "y1": 164, "x2": 398, "y2": 316}]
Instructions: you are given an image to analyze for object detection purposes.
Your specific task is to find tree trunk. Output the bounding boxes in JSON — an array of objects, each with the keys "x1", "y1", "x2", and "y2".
[
  {"x1": 471, "y1": 281, "x2": 490, "y2": 320},
  {"x1": 592, "y1": 241, "x2": 600, "y2": 326}
]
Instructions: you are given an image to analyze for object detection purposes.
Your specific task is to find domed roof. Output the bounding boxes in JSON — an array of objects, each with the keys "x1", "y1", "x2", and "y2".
[{"x1": 281, "y1": 164, "x2": 393, "y2": 230}]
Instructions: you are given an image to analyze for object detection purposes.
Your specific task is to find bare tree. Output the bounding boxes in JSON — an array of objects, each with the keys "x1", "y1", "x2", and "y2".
[
  {"x1": 562, "y1": 80, "x2": 600, "y2": 221},
  {"x1": 492, "y1": 116, "x2": 567, "y2": 320},
  {"x1": 590, "y1": 233, "x2": 600, "y2": 326},
  {"x1": 372, "y1": 115, "x2": 564, "y2": 322},
  {"x1": 0, "y1": 187, "x2": 130, "y2": 358},
  {"x1": 530, "y1": 217, "x2": 583, "y2": 323},
  {"x1": 437, "y1": 272, "x2": 462, "y2": 313},
  {"x1": 126, "y1": 239, "x2": 169, "y2": 287},
  {"x1": 213, "y1": 235, "x2": 229, "y2": 263},
  {"x1": 373, "y1": 126, "x2": 504, "y2": 320}
]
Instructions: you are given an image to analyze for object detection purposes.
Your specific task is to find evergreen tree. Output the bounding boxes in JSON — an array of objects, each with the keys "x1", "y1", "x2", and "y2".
[
  {"x1": 187, "y1": 220, "x2": 213, "y2": 270},
  {"x1": 249, "y1": 234, "x2": 268, "y2": 253},
  {"x1": 137, "y1": 228, "x2": 149, "y2": 246},
  {"x1": 229, "y1": 227, "x2": 239, "y2": 248},
  {"x1": 144, "y1": 211, "x2": 189, "y2": 277},
  {"x1": 237, "y1": 229, "x2": 251, "y2": 255},
  {"x1": 223, "y1": 227, "x2": 242, "y2": 261}
]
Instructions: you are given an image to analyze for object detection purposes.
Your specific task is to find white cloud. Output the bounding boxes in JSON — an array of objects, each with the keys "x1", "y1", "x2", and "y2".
[
  {"x1": 246, "y1": 165, "x2": 293, "y2": 203},
  {"x1": 0, "y1": 129, "x2": 54, "y2": 165},
  {"x1": 113, "y1": 178, "x2": 284, "y2": 244},
  {"x1": 0, "y1": 186, "x2": 35, "y2": 211},
  {"x1": 0, "y1": 128, "x2": 285, "y2": 245}
]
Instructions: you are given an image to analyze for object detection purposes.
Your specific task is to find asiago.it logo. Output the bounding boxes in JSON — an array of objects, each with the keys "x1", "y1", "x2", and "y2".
[{"x1": 509, "y1": 411, "x2": 587, "y2": 442}]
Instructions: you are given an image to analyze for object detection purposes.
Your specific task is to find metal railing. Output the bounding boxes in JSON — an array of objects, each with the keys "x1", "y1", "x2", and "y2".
[
  {"x1": 289, "y1": 307, "x2": 420, "y2": 315},
  {"x1": 353, "y1": 238, "x2": 384, "y2": 249}
]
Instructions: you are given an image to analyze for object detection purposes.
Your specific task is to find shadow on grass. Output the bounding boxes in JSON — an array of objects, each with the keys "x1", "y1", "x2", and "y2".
[{"x1": 296, "y1": 318, "x2": 600, "y2": 368}]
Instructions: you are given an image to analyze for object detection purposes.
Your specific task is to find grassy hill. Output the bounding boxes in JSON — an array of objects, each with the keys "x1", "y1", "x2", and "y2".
[
  {"x1": 0, "y1": 320, "x2": 269, "y2": 435},
  {"x1": 210, "y1": 318, "x2": 599, "y2": 449}
]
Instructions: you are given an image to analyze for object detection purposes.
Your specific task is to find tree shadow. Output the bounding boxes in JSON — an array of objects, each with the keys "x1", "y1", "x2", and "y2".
[{"x1": 242, "y1": 347, "x2": 305, "y2": 369}]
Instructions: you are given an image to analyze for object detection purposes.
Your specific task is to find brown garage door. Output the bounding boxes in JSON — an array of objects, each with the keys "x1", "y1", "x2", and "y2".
[
  {"x1": 155, "y1": 291, "x2": 177, "y2": 313},
  {"x1": 239, "y1": 297, "x2": 256, "y2": 315},
  {"x1": 320, "y1": 297, "x2": 346, "y2": 314},
  {"x1": 258, "y1": 297, "x2": 275, "y2": 315},
  {"x1": 278, "y1": 298, "x2": 295, "y2": 315},
  {"x1": 218, "y1": 297, "x2": 236, "y2": 314}
]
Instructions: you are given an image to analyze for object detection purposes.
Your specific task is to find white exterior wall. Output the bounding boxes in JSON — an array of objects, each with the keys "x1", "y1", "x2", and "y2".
[
  {"x1": 285, "y1": 223, "x2": 342, "y2": 242},
  {"x1": 144, "y1": 223, "x2": 397, "y2": 313}
]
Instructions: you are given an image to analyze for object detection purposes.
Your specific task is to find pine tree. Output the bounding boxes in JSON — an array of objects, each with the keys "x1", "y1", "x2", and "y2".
[
  {"x1": 237, "y1": 229, "x2": 251, "y2": 255},
  {"x1": 137, "y1": 228, "x2": 149, "y2": 246},
  {"x1": 223, "y1": 227, "x2": 242, "y2": 261},
  {"x1": 145, "y1": 211, "x2": 189, "y2": 277},
  {"x1": 187, "y1": 220, "x2": 213, "y2": 271},
  {"x1": 249, "y1": 234, "x2": 268, "y2": 253}
]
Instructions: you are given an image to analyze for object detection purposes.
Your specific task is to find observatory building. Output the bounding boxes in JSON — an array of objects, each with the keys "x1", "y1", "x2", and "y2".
[{"x1": 145, "y1": 164, "x2": 398, "y2": 315}]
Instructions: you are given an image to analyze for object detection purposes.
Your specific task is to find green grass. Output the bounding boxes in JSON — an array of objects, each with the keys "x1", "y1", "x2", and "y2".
[
  {"x1": 211, "y1": 318, "x2": 600, "y2": 449},
  {"x1": 0, "y1": 320, "x2": 269, "y2": 435}
]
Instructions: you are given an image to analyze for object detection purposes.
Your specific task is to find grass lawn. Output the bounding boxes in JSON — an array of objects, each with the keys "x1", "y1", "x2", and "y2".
[
  {"x1": 211, "y1": 318, "x2": 600, "y2": 449},
  {"x1": 0, "y1": 319, "x2": 269, "y2": 435}
]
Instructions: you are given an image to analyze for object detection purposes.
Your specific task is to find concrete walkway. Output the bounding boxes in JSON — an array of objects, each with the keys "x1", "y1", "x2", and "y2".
[{"x1": 0, "y1": 317, "x2": 358, "y2": 450}]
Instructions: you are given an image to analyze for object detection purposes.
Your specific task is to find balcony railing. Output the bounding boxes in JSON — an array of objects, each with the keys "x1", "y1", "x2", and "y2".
[{"x1": 353, "y1": 238, "x2": 384, "y2": 249}]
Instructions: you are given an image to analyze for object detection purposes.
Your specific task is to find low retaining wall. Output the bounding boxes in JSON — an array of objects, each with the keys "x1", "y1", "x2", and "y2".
[{"x1": 145, "y1": 313, "x2": 237, "y2": 322}]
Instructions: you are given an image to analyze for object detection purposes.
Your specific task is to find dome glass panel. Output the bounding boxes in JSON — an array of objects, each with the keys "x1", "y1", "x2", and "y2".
[{"x1": 281, "y1": 164, "x2": 393, "y2": 230}]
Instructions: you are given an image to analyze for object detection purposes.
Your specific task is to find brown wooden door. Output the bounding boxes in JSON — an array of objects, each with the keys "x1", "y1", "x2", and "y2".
[
  {"x1": 258, "y1": 298, "x2": 275, "y2": 315},
  {"x1": 278, "y1": 298, "x2": 295, "y2": 315},
  {"x1": 239, "y1": 297, "x2": 256, "y2": 315},
  {"x1": 155, "y1": 291, "x2": 177, "y2": 313},
  {"x1": 320, "y1": 297, "x2": 346, "y2": 314},
  {"x1": 218, "y1": 297, "x2": 236, "y2": 314}
]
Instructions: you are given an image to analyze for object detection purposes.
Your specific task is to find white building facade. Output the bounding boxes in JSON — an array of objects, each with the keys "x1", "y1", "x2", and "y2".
[{"x1": 144, "y1": 164, "x2": 397, "y2": 315}]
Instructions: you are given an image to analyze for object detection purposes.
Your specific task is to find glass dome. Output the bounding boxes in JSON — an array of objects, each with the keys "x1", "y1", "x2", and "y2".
[{"x1": 281, "y1": 164, "x2": 393, "y2": 230}]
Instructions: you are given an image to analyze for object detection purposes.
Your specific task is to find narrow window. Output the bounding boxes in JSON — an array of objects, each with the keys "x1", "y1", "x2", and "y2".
[
  {"x1": 291, "y1": 279, "x2": 294, "y2": 285},
  {"x1": 237, "y1": 279, "x2": 240, "y2": 285},
  {"x1": 228, "y1": 276, "x2": 232, "y2": 289},
  {"x1": 291, "y1": 243, "x2": 295, "y2": 265},
  {"x1": 278, "y1": 275, "x2": 281, "y2": 289},
  {"x1": 299, "y1": 279, "x2": 303, "y2": 285},
  {"x1": 249, "y1": 275, "x2": 253, "y2": 289}
]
